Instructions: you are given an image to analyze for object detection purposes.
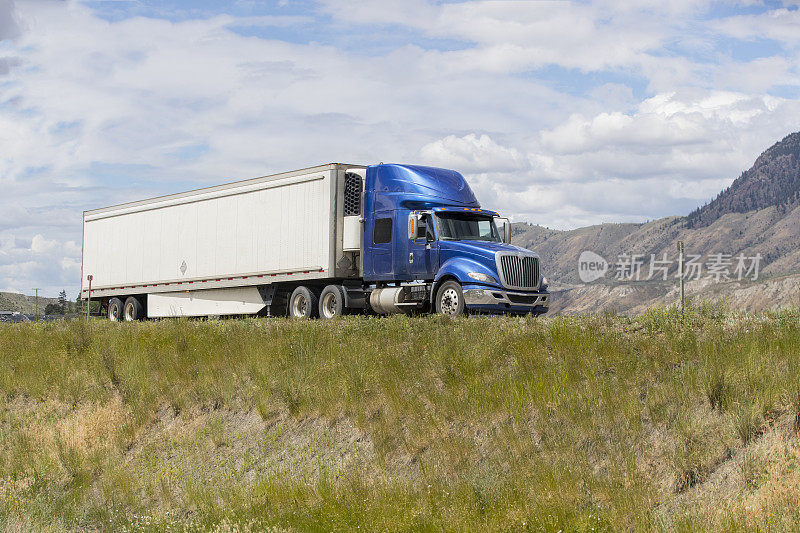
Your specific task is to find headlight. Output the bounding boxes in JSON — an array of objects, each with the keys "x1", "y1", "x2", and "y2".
[
  {"x1": 467, "y1": 272, "x2": 498, "y2": 284},
  {"x1": 540, "y1": 276, "x2": 548, "y2": 289}
]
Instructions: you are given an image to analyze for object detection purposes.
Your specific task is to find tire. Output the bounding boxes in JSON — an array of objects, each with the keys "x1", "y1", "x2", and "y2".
[
  {"x1": 108, "y1": 298, "x2": 124, "y2": 322},
  {"x1": 319, "y1": 285, "x2": 345, "y2": 319},
  {"x1": 123, "y1": 296, "x2": 145, "y2": 321},
  {"x1": 435, "y1": 280, "x2": 465, "y2": 316},
  {"x1": 289, "y1": 286, "x2": 319, "y2": 319}
]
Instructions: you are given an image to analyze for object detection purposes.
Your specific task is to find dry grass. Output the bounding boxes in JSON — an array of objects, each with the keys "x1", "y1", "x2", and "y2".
[{"x1": 0, "y1": 304, "x2": 799, "y2": 531}]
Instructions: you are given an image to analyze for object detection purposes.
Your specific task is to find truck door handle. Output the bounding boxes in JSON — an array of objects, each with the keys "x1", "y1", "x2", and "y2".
[{"x1": 408, "y1": 253, "x2": 414, "y2": 264}]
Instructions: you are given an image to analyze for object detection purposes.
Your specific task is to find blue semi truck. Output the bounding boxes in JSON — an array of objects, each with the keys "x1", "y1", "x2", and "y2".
[{"x1": 81, "y1": 163, "x2": 550, "y2": 320}]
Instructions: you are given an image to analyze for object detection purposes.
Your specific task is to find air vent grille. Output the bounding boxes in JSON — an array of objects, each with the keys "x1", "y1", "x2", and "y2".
[{"x1": 344, "y1": 172, "x2": 362, "y2": 216}]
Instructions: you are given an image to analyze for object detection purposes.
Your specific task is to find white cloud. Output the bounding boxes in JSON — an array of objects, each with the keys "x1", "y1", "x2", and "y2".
[
  {"x1": 0, "y1": 0, "x2": 20, "y2": 40},
  {"x1": 540, "y1": 91, "x2": 788, "y2": 162},
  {"x1": 416, "y1": 88, "x2": 799, "y2": 228},
  {"x1": 420, "y1": 134, "x2": 528, "y2": 173},
  {"x1": 318, "y1": 0, "x2": 712, "y2": 75},
  {"x1": 715, "y1": 56, "x2": 798, "y2": 93},
  {"x1": 317, "y1": 0, "x2": 438, "y2": 27},
  {"x1": 434, "y1": 1, "x2": 665, "y2": 72},
  {"x1": 540, "y1": 109, "x2": 707, "y2": 155},
  {"x1": 712, "y1": 8, "x2": 800, "y2": 45},
  {"x1": 0, "y1": 233, "x2": 81, "y2": 297}
]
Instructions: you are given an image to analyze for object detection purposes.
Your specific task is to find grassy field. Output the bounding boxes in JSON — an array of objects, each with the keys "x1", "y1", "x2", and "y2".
[{"x1": 1, "y1": 306, "x2": 800, "y2": 531}]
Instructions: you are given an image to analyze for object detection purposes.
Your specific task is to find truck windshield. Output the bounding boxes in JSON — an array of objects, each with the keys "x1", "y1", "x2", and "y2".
[{"x1": 435, "y1": 213, "x2": 502, "y2": 242}]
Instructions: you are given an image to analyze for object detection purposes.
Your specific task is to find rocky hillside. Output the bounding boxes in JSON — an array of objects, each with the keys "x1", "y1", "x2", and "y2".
[
  {"x1": 513, "y1": 132, "x2": 800, "y2": 314},
  {"x1": 547, "y1": 273, "x2": 800, "y2": 315},
  {"x1": 0, "y1": 291, "x2": 59, "y2": 314},
  {"x1": 514, "y1": 203, "x2": 800, "y2": 286},
  {"x1": 687, "y1": 132, "x2": 800, "y2": 228}
]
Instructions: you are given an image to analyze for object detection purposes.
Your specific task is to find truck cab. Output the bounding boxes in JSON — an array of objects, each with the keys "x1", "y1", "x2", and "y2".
[{"x1": 358, "y1": 164, "x2": 549, "y2": 316}]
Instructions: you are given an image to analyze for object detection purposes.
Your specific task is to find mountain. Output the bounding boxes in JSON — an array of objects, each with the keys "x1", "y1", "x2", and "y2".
[
  {"x1": 514, "y1": 204, "x2": 800, "y2": 285},
  {"x1": 513, "y1": 132, "x2": 800, "y2": 314},
  {"x1": 0, "y1": 292, "x2": 60, "y2": 315},
  {"x1": 687, "y1": 132, "x2": 800, "y2": 228}
]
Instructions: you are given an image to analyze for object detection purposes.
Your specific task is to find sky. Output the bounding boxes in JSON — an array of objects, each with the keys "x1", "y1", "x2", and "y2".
[{"x1": 1, "y1": 0, "x2": 800, "y2": 297}]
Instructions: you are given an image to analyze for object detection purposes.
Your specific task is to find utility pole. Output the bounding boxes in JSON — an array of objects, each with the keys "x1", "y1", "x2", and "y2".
[
  {"x1": 86, "y1": 275, "x2": 93, "y2": 319},
  {"x1": 32, "y1": 288, "x2": 40, "y2": 321},
  {"x1": 677, "y1": 242, "x2": 685, "y2": 314}
]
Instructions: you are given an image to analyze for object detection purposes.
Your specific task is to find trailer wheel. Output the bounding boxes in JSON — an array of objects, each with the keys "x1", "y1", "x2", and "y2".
[
  {"x1": 319, "y1": 285, "x2": 345, "y2": 319},
  {"x1": 435, "y1": 280, "x2": 465, "y2": 316},
  {"x1": 108, "y1": 298, "x2": 124, "y2": 322},
  {"x1": 289, "y1": 286, "x2": 319, "y2": 319},
  {"x1": 123, "y1": 296, "x2": 145, "y2": 321}
]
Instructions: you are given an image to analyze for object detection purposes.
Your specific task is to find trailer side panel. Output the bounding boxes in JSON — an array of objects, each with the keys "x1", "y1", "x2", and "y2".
[{"x1": 81, "y1": 167, "x2": 338, "y2": 298}]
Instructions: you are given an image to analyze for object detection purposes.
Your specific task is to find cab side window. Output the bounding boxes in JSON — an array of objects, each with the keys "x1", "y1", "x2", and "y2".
[{"x1": 374, "y1": 218, "x2": 392, "y2": 244}]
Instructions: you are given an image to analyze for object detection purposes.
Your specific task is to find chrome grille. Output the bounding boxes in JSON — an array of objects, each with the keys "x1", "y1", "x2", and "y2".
[{"x1": 497, "y1": 253, "x2": 540, "y2": 290}]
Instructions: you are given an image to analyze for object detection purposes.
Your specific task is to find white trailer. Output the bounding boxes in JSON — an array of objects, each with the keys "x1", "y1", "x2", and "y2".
[{"x1": 81, "y1": 164, "x2": 367, "y2": 319}]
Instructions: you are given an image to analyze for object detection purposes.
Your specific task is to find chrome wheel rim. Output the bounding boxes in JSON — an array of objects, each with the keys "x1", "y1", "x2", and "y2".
[
  {"x1": 124, "y1": 303, "x2": 135, "y2": 321},
  {"x1": 440, "y1": 288, "x2": 460, "y2": 315},
  {"x1": 292, "y1": 294, "x2": 308, "y2": 317},
  {"x1": 109, "y1": 304, "x2": 120, "y2": 322},
  {"x1": 322, "y1": 292, "x2": 338, "y2": 319}
]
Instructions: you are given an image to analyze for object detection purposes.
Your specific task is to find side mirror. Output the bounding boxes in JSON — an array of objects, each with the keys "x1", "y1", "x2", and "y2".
[
  {"x1": 409, "y1": 213, "x2": 431, "y2": 240},
  {"x1": 495, "y1": 217, "x2": 511, "y2": 244},
  {"x1": 408, "y1": 214, "x2": 417, "y2": 240}
]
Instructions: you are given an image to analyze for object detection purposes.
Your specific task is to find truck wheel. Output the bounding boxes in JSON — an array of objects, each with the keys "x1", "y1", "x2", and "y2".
[
  {"x1": 319, "y1": 285, "x2": 345, "y2": 319},
  {"x1": 289, "y1": 286, "x2": 319, "y2": 319},
  {"x1": 123, "y1": 296, "x2": 145, "y2": 321},
  {"x1": 435, "y1": 280, "x2": 465, "y2": 316},
  {"x1": 108, "y1": 298, "x2": 124, "y2": 322}
]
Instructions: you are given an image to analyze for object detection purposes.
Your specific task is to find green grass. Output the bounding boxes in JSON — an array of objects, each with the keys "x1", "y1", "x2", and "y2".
[{"x1": 1, "y1": 304, "x2": 799, "y2": 531}]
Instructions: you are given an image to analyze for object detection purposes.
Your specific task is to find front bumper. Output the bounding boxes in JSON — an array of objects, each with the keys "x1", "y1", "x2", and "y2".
[{"x1": 462, "y1": 286, "x2": 550, "y2": 315}]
